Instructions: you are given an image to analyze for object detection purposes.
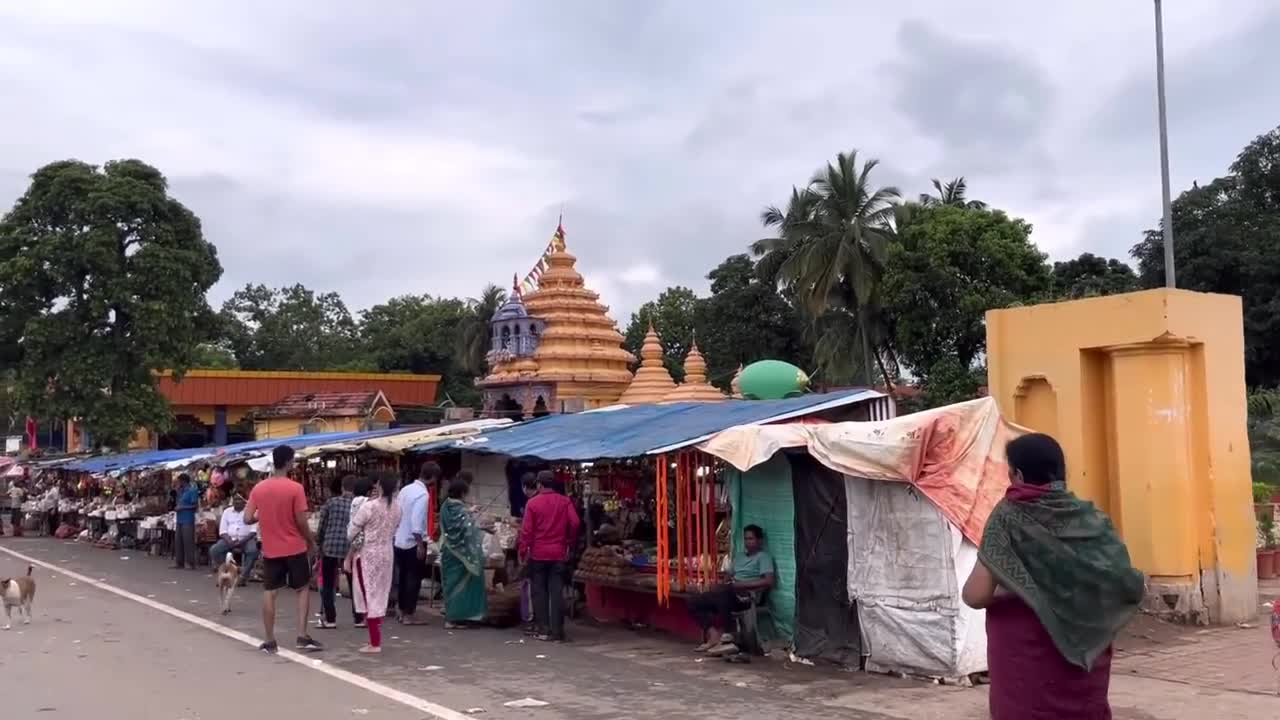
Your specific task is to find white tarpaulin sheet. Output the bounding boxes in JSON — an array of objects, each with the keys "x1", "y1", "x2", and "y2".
[{"x1": 846, "y1": 476, "x2": 986, "y2": 677}]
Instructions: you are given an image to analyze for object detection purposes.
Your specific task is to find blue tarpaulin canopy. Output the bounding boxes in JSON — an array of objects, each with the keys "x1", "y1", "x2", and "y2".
[
  {"x1": 408, "y1": 390, "x2": 882, "y2": 461},
  {"x1": 56, "y1": 427, "x2": 412, "y2": 474}
]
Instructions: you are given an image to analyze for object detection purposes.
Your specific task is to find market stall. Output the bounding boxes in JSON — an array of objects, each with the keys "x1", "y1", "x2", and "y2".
[
  {"x1": 409, "y1": 389, "x2": 886, "y2": 643},
  {"x1": 698, "y1": 396, "x2": 1023, "y2": 678}
]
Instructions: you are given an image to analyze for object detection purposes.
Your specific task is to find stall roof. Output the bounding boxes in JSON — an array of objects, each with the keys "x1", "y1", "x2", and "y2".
[
  {"x1": 408, "y1": 390, "x2": 883, "y2": 461},
  {"x1": 58, "y1": 427, "x2": 413, "y2": 474}
]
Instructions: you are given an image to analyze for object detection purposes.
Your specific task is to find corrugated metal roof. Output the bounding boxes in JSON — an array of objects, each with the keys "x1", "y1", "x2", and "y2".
[
  {"x1": 256, "y1": 391, "x2": 383, "y2": 419},
  {"x1": 409, "y1": 390, "x2": 883, "y2": 461},
  {"x1": 155, "y1": 370, "x2": 440, "y2": 407}
]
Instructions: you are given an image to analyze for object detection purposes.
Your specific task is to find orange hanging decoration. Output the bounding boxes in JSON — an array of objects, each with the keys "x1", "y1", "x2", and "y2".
[
  {"x1": 656, "y1": 455, "x2": 669, "y2": 606},
  {"x1": 692, "y1": 451, "x2": 704, "y2": 590},
  {"x1": 675, "y1": 453, "x2": 686, "y2": 594}
]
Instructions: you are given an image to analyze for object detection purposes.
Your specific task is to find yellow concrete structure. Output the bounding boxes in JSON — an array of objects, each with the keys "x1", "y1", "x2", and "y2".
[
  {"x1": 478, "y1": 229, "x2": 635, "y2": 415},
  {"x1": 618, "y1": 322, "x2": 677, "y2": 404},
  {"x1": 251, "y1": 390, "x2": 396, "y2": 441},
  {"x1": 663, "y1": 340, "x2": 726, "y2": 403},
  {"x1": 987, "y1": 289, "x2": 1257, "y2": 624}
]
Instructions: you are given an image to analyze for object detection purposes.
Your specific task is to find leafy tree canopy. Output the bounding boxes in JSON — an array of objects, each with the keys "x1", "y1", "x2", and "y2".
[
  {"x1": 359, "y1": 294, "x2": 478, "y2": 407},
  {"x1": 1050, "y1": 252, "x2": 1139, "y2": 300},
  {"x1": 1132, "y1": 125, "x2": 1280, "y2": 387},
  {"x1": 623, "y1": 287, "x2": 700, "y2": 382},
  {"x1": 219, "y1": 283, "x2": 362, "y2": 371},
  {"x1": 695, "y1": 255, "x2": 812, "y2": 390},
  {"x1": 883, "y1": 205, "x2": 1050, "y2": 376},
  {"x1": 0, "y1": 159, "x2": 223, "y2": 448}
]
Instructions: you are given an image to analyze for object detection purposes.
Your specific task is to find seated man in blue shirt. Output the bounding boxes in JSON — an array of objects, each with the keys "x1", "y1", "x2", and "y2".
[{"x1": 688, "y1": 524, "x2": 775, "y2": 655}]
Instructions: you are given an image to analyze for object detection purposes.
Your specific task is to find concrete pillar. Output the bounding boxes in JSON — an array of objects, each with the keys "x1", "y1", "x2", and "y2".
[{"x1": 213, "y1": 405, "x2": 228, "y2": 446}]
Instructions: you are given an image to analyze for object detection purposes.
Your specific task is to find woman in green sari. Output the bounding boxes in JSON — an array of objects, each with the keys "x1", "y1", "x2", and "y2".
[{"x1": 441, "y1": 474, "x2": 487, "y2": 628}]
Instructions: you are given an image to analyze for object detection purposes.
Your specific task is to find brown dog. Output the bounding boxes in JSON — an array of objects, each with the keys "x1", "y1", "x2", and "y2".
[
  {"x1": 1, "y1": 565, "x2": 35, "y2": 629},
  {"x1": 215, "y1": 552, "x2": 239, "y2": 614}
]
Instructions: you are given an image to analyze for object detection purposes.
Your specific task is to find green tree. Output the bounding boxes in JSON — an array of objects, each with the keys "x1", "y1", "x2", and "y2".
[
  {"x1": 1248, "y1": 389, "x2": 1280, "y2": 487},
  {"x1": 1131, "y1": 125, "x2": 1280, "y2": 387},
  {"x1": 456, "y1": 283, "x2": 507, "y2": 376},
  {"x1": 219, "y1": 283, "x2": 361, "y2": 370},
  {"x1": 919, "y1": 177, "x2": 986, "y2": 209},
  {"x1": 751, "y1": 150, "x2": 900, "y2": 386},
  {"x1": 359, "y1": 295, "x2": 477, "y2": 406},
  {"x1": 0, "y1": 159, "x2": 223, "y2": 448},
  {"x1": 623, "y1": 287, "x2": 700, "y2": 381},
  {"x1": 190, "y1": 343, "x2": 239, "y2": 369},
  {"x1": 1050, "y1": 252, "x2": 1138, "y2": 299},
  {"x1": 693, "y1": 255, "x2": 813, "y2": 390},
  {"x1": 883, "y1": 205, "x2": 1051, "y2": 380}
]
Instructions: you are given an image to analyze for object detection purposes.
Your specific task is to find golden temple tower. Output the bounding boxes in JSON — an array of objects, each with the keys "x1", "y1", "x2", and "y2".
[
  {"x1": 663, "y1": 339, "x2": 726, "y2": 403},
  {"x1": 618, "y1": 321, "x2": 677, "y2": 404},
  {"x1": 519, "y1": 233, "x2": 634, "y2": 409}
]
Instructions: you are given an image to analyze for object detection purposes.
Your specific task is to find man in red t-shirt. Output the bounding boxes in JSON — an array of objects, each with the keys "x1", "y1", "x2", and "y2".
[{"x1": 244, "y1": 445, "x2": 322, "y2": 654}]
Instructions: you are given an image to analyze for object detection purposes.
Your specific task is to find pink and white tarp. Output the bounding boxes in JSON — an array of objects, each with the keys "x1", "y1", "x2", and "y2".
[{"x1": 699, "y1": 397, "x2": 1024, "y2": 543}]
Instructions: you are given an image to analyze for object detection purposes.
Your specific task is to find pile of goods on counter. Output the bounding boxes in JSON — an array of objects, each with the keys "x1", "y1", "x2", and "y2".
[{"x1": 574, "y1": 545, "x2": 638, "y2": 584}]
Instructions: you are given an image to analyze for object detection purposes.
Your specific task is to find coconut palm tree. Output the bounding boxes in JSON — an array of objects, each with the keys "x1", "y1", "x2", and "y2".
[
  {"x1": 457, "y1": 283, "x2": 507, "y2": 376},
  {"x1": 919, "y1": 177, "x2": 987, "y2": 209},
  {"x1": 751, "y1": 186, "x2": 819, "y2": 286},
  {"x1": 753, "y1": 150, "x2": 900, "y2": 386}
]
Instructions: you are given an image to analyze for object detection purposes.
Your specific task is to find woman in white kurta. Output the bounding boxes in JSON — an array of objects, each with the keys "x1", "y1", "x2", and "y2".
[{"x1": 347, "y1": 471, "x2": 401, "y2": 653}]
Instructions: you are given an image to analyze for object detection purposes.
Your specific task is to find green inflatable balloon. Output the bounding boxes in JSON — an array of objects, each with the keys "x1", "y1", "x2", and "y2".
[{"x1": 738, "y1": 360, "x2": 810, "y2": 400}]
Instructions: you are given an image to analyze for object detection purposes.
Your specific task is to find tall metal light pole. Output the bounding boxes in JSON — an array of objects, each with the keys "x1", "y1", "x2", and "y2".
[{"x1": 1154, "y1": 0, "x2": 1176, "y2": 288}]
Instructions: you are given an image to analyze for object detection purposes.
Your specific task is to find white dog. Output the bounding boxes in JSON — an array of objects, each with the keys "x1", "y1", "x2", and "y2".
[
  {"x1": 1, "y1": 565, "x2": 35, "y2": 629},
  {"x1": 215, "y1": 553, "x2": 239, "y2": 615}
]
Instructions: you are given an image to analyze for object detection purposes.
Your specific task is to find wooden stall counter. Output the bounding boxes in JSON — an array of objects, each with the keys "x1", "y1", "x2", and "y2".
[{"x1": 578, "y1": 573, "x2": 704, "y2": 642}]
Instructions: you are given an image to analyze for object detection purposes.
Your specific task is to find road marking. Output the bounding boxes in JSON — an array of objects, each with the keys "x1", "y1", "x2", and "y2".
[{"x1": 0, "y1": 545, "x2": 472, "y2": 720}]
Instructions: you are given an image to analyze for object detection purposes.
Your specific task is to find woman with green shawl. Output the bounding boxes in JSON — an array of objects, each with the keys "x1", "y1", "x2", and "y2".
[
  {"x1": 963, "y1": 433, "x2": 1145, "y2": 719},
  {"x1": 441, "y1": 474, "x2": 487, "y2": 627}
]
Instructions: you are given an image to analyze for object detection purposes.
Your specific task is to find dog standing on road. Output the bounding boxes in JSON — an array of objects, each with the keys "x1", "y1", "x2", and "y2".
[
  {"x1": 1, "y1": 565, "x2": 35, "y2": 629},
  {"x1": 215, "y1": 552, "x2": 239, "y2": 615}
]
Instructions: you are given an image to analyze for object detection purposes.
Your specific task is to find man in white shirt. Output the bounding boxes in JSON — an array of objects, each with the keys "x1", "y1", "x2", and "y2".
[
  {"x1": 6, "y1": 482, "x2": 24, "y2": 537},
  {"x1": 208, "y1": 493, "x2": 259, "y2": 586},
  {"x1": 391, "y1": 462, "x2": 435, "y2": 625}
]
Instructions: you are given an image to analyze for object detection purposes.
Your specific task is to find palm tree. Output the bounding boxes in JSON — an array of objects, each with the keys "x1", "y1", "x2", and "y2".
[
  {"x1": 754, "y1": 150, "x2": 900, "y2": 386},
  {"x1": 919, "y1": 177, "x2": 986, "y2": 209},
  {"x1": 457, "y1": 283, "x2": 507, "y2": 376},
  {"x1": 751, "y1": 186, "x2": 819, "y2": 286}
]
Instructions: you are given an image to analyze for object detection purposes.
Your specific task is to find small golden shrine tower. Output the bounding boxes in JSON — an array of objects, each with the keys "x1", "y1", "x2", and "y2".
[
  {"x1": 618, "y1": 322, "x2": 677, "y2": 404},
  {"x1": 477, "y1": 223, "x2": 635, "y2": 417},
  {"x1": 663, "y1": 340, "x2": 726, "y2": 403}
]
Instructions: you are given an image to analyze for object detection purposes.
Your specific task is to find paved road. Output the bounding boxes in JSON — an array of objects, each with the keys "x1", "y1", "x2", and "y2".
[{"x1": 1, "y1": 538, "x2": 1276, "y2": 719}]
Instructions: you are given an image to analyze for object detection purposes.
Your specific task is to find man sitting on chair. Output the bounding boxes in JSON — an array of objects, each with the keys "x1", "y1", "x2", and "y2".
[
  {"x1": 209, "y1": 493, "x2": 259, "y2": 586},
  {"x1": 688, "y1": 524, "x2": 775, "y2": 656}
]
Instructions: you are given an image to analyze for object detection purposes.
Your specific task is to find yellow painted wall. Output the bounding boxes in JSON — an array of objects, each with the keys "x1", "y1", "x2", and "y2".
[
  {"x1": 987, "y1": 289, "x2": 1256, "y2": 623},
  {"x1": 252, "y1": 416, "x2": 365, "y2": 440}
]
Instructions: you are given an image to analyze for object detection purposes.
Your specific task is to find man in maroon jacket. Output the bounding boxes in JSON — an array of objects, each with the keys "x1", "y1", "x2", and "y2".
[{"x1": 518, "y1": 470, "x2": 581, "y2": 642}]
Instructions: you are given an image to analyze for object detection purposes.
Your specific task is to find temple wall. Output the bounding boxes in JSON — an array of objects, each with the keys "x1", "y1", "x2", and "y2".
[{"x1": 986, "y1": 289, "x2": 1256, "y2": 624}]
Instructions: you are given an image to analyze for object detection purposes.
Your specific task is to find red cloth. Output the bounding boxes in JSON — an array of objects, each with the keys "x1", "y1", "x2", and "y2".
[
  {"x1": 248, "y1": 476, "x2": 308, "y2": 559},
  {"x1": 518, "y1": 490, "x2": 581, "y2": 562},
  {"x1": 986, "y1": 595, "x2": 1113, "y2": 719}
]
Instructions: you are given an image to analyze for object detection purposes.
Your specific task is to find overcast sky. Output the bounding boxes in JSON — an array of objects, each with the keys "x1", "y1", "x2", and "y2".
[{"x1": 3, "y1": 1, "x2": 1277, "y2": 323}]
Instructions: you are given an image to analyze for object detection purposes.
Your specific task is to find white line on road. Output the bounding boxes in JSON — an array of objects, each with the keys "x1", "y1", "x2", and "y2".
[{"x1": 0, "y1": 545, "x2": 473, "y2": 720}]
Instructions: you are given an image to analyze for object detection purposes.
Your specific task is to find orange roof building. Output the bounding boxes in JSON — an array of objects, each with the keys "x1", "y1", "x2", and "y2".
[{"x1": 477, "y1": 224, "x2": 635, "y2": 417}]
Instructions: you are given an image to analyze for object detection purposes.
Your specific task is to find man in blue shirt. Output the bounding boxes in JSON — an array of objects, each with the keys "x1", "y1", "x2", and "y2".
[
  {"x1": 172, "y1": 473, "x2": 201, "y2": 570},
  {"x1": 688, "y1": 524, "x2": 775, "y2": 655}
]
